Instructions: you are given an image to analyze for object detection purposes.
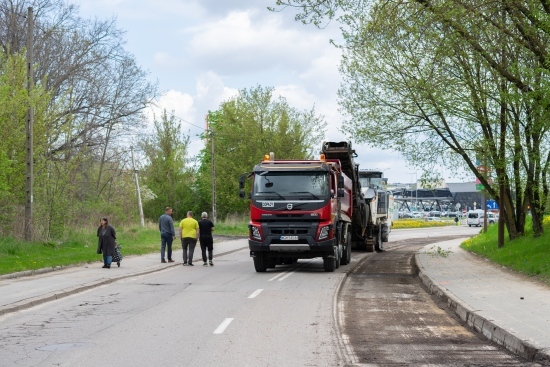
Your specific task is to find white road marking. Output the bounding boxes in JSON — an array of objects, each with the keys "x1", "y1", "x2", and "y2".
[
  {"x1": 278, "y1": 271, "x2": 296, "y2": 281},
  {"x1": 248, "y1": 289, "x2": 264, "y2": 298},
  {"x1": 267, "y1": 259, "x2": 315, "y2": 281},
  {"x1": 213, "y1": 318, "x2": 234, "y2": 334},
  {"x1": 268, "y1": 272, "x2": 286, "y2": 281}
]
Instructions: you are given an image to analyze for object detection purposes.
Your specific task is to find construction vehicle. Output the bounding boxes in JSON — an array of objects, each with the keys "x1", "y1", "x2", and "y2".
[
  {"x1": 357, "y1": 169, "x2": 394, "y2": 252},
  {"x1": 238, "y1": 141, "x2": 375, "y2": 272}
]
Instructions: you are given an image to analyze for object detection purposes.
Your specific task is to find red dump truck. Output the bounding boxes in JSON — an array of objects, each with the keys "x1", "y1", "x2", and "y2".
[{"x1": 238, "y1": 141, "x2": 369, "y2": 272}]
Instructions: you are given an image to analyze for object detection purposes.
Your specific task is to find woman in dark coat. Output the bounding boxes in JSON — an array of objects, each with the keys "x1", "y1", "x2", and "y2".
[{"x1": 97, "y1": 217, "x2": 116, "y2": 268}]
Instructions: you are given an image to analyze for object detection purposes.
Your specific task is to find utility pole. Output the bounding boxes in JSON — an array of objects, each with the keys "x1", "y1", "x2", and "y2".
[
  {"x1": 209, "y1": 123, "x2": 217, "y2": 224},
  {"x1": 24, "y1": 7, "x2": 34, "y2": 241},
  {"x1": 131, "y1": 147, "x2": 145, "y2": 227}
]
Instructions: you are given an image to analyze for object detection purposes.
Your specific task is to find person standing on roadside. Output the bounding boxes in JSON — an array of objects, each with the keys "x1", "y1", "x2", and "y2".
[
  {"x1": 159, "y1": 207, "x2": 176, "y2": 263},
  {"x1": 198, "y1": 212, "x2": 215, "y2": 266},
  {"x1": 179, "y1": 211, "x2": 199, "y2": 266},
  {"x1": 97, "y1": 217, "x2": 116, "y2": 269}
]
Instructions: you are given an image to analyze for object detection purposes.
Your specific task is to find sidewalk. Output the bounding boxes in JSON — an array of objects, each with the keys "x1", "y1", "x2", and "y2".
[
  {"x1": 0, "y1": 238, "x2": 249, "y2": 316},
  {"x1": 416, "y1": 239, "x2": 550, "y2": 364}
]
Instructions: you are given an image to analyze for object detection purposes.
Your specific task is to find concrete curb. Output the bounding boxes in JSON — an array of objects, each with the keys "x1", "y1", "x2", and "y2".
[
  {"x1": 0, "y1": 245, "x2": 248, "y2": 317},
  {"x1": 415, "y1": 253, "x2": 550, "y2": 364},
  {"x1": 0, "y1": 264, "x2": 88, "y2": 280}
]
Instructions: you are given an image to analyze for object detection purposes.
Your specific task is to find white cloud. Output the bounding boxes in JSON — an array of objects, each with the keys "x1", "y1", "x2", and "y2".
[
  {"x1": 187, "y1": 10, "x2": 327, "y2": 74},
  {"x1": 146, "y1": 90, "x2": 195, "y2": 129},
  {"x1": 195, "y1": 72, "x2": 239, "y2": 106}
]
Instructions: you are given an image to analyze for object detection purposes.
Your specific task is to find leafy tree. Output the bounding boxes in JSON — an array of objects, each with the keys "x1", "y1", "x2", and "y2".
[
  {"x1": 0, "y1": 49, "x2": 51, "y2": 236},
  {"x1": 197, "y1": 85, "x2": 326, "y2": 218},
  {"x1": 274, "y1": 0, "x2": 550, "y2": 240},
  {"x1": 139, "y1": 110, "x2": 193, "y2": 222}
]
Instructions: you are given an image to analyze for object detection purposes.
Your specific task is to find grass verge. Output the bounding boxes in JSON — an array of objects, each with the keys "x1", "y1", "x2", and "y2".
[
  {"x1": 461, "y1": 216, "x2": 550, "y2": 285},
  {"x1": 0, "y1": 221, "x2": 249, "y2": 276}
]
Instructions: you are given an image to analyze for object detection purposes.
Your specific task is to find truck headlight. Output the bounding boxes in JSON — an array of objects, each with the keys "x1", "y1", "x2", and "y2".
[
  {"x1": 250, "y1": 225, "x2": 261, "y2": 240},
  {"x1": 319, "y1": 225, "x2": 330, "y2": 240}
]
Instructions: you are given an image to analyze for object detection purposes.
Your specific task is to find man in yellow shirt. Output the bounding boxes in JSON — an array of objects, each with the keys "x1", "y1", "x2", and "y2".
[{"x1": 179, "y1": 211, "x2": 199, "y2": 266}]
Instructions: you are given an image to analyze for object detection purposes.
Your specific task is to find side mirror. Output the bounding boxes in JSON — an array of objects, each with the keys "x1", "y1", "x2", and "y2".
[
  {"x1": 337, "y1": 175, "x2": 344, "y2": 189},
  {"x1": 239, "y1": 190, "x2": 245, "y2": 199},
  {"x1": 239, "y1": 175, "x2": 245, "y2": 189}
]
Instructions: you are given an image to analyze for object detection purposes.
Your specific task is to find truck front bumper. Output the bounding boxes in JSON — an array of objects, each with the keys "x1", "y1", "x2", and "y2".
[{"x1": 249, "y1": 237, "x2": 336, "y2": 258}]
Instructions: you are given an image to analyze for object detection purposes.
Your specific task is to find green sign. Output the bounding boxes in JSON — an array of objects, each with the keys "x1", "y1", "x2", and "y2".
[{"x1": 476, "y1": 184, "x2": 484, "y2": 191}]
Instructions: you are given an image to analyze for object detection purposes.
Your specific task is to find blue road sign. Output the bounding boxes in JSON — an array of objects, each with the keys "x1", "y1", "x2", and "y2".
[{"x1": 486, "y1": 200, "x2": 499, "y2": 209}]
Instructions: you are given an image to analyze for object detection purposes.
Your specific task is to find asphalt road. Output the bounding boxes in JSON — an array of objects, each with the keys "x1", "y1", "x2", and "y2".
[
  {"x1": 0, "y1": 242, "x2": 355, "y2": 367},
  {"x1": 0, "y1": 225, "x2": 531, "y2": 367}
]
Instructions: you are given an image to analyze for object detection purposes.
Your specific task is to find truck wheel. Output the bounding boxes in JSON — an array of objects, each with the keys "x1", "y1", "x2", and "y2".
[
  {"x1": 335, "y1": 245, "x2": 341, "y2": 269},
  {"x1": 365, "y1": 239, "x2": 374, "y2": 252},
  {"x1": 253, "y1": 255, "x2": 267, "y2": 272},
  {"x1": 323, "y1": 255, "x2": 336, "y2": 272},
  {"x1": 340, "y1": 232, "x2": 351, "y2": 265},
  {"x1": 374, "y1": 225, "x2": 383, "y2": 252},
  {"x1": 381, "y1": 224, "x2": 389, "y2": 242}
]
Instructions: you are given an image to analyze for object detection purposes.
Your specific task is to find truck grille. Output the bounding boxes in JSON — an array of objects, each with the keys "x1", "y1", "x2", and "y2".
[{"x1": 270, "y1": 228, "x2": 309, "y2": 235}]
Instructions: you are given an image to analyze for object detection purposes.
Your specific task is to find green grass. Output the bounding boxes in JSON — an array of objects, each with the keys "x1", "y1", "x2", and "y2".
[
  {"x1": 214, "y1": 222, "x2": 249, "y2": 236},
  {"x1": 0, "y1": 221, "x2": 249, "y2": 276},
  {"x1": 461, "y1": 216, "x2": 550, "y2": 285}
]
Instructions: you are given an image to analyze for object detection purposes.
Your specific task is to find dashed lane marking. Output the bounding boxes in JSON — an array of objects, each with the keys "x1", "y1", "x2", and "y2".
[
  {"x1": 248, "y1": 289, "x2": 263, "y2": 298},
  {"x1": 213, "y1": 318, "x2": 234, "y2": 334}
]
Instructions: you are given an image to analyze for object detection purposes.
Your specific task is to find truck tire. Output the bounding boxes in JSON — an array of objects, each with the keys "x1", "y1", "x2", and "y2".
[
  {"x1": 253, "y1": 255, "x2": 267, "y2": 272},
  {"x1": 340, "y1": 232, "x2": 351, "y2": 265},
  {"x1": 365, "y1": 239, "x2": 374, "y2": 252},
  {"x1": 323, "y1": 254, "x2": 336, "y2": 272},
  {"x1": 335, "y1": 245, "x2": 341, "y2": 269},
  {"x1": 374, "y1": 226, "x2": 382, "y2": 252},
  {"x1": 381, "y1": 223, "x2": 389, "y2": 242}
]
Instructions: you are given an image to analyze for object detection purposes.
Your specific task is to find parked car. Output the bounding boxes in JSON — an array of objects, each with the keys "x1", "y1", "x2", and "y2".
[{"x1": 467, "y1": 210, "x2": 483, "y2": 226}]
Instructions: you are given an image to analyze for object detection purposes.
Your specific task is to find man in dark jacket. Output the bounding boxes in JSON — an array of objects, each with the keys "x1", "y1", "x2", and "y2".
[
  {"x1": 159, "y1": 207, "x2": 176, "y2": 263},
  {"x1": 198, "y1": 212, "x2": 215, "y2": 266}
]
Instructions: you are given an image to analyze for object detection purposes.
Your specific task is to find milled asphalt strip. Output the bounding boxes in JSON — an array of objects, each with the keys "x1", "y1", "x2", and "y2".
[
  {"x1": 0, "y1": 245, "x2": 249, "y2": 317},
  {"x1": 332, "y1": 256, "x2": 368, "y2": 366}
]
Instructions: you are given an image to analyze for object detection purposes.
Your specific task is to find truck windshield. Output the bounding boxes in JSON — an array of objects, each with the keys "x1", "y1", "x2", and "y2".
[
  {"x1": 360, "y1": 177, "x2": 383, "y2": 188},
  {"x1": 253, "y1": 172, "x2": 329, "y2": 198}
]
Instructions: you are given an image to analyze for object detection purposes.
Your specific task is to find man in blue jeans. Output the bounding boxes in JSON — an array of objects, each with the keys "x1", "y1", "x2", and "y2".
[{"x1": 159, "y1": 207, "x2": 176, "y2": 263}]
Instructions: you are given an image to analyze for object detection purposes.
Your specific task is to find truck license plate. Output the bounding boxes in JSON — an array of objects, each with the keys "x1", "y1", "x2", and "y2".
[{"x1": 280, "y1": 236, "x2": 298, "y2": 240}]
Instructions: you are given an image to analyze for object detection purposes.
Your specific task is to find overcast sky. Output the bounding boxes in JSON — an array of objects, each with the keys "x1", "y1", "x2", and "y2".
[{"x1": 76, "y1": 0, "x2": 472, "y2": 184}]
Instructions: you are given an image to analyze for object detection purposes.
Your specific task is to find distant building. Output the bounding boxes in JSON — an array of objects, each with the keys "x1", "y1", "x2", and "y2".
[{"x1": 390, "y1": 181, "x2": 489, "y2": 213}]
